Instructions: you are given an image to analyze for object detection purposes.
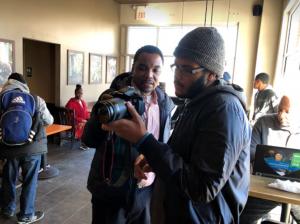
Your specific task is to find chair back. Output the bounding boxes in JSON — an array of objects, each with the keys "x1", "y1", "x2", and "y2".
[{"x1": 57, "y1": 107, "x2": 75, "y2": 132}]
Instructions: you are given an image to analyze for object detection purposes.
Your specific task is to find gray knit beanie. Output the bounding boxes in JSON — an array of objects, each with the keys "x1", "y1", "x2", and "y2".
[{"x1": 173, "y1": 27, "x2": 225, "y2": 78}]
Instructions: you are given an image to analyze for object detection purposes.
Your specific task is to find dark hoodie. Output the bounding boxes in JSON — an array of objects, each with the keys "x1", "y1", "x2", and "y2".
[{"x1": 138, "y1": 79, "x2": 251, "y2": 224}]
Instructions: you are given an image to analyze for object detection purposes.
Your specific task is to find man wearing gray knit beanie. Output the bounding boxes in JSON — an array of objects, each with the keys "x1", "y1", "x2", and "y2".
[{"x1": 101, "y1": 27, "x2": 251, "y2": 224}]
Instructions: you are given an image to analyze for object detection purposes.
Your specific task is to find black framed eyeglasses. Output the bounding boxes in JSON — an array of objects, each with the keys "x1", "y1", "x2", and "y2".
[{"x1": 170, "y1": 63, "x2": 205, "y2": 77}]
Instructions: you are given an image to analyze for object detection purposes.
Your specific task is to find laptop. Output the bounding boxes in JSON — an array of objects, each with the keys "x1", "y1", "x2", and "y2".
[{"x1": 253, "y1": 144, "x2": 300, "y2": 182}]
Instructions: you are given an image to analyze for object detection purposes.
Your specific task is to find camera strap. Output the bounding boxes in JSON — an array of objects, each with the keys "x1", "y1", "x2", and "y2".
[{"x1": 103, "y1": 131, "x2": 132, "y2": 187}]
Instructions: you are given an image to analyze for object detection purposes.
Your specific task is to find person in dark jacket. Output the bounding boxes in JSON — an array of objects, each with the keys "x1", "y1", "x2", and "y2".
[
  {"x1": 0, "y1": 73, "x2": 53, "y2": 223},
  {"x1": 82, "y1": 45, "x2": 174, "y2": 224},
  {"x1": 240, "y1": 95, "x2": 300, "y2": 224},
  {"x1": 102, "y1": 27, "x2": 251, "y2": 224},
  {"x1": 251, "y1": 72, "x2": 279, "y2": 126}
]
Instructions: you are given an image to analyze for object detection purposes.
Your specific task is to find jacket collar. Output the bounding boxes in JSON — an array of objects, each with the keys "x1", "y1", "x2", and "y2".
[
  {"x1": 187, "y1": 79, "x2": 248, "y2": 112},
  {"x1": 0, "y1": 79, "x2": 30, "y2": 95}
]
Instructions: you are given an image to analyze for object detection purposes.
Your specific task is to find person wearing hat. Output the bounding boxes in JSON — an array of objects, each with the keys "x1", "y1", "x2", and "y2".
[
  {"x1": 101, "y1": 27, "x2": 251, "y2": 223},
  {"x1": 0, "y1": 73, "x2": 53, "y2": 223}
]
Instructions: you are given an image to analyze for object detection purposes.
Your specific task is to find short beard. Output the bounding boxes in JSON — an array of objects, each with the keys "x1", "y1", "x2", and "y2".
[
  {"x1": 140, "y1": 88, "x2": 153, "y2": 94},
  {"x1": 175, "y1": 75, "x2": 206, "y2": 99}
]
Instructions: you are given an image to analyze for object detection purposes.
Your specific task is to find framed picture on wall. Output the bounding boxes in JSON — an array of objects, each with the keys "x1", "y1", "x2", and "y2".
[
  {"x1": 0, "y1": 39, "x2": 15, "y2": 87},
  {"x1": 106, "y1": 56, "x2": 117, "y2": 84},
  {"x1": 67, "y1": 50, "x2": 84, "y2": 85},
  {"x1": 89, "y1": 53, "x2": 102, "y2": 84}
]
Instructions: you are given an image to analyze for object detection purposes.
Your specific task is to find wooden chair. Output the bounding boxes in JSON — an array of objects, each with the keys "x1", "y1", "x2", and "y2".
[{"x1": 57, "y1": 107, "x2": 78, "y2": 149}]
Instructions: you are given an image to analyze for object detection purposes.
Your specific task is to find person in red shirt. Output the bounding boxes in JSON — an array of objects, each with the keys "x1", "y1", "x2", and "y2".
[{"x1": 66, "y1": 84, "x2": 90, "y2": 150}]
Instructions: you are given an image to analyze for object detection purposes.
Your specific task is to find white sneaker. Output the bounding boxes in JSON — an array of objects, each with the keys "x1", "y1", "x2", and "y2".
[
  {"x1": 17, "y1": 210, "x2": 44, "y2": 224},
  {"x1": 79, "y1": 143, "x2": 89, "y2": 151}
]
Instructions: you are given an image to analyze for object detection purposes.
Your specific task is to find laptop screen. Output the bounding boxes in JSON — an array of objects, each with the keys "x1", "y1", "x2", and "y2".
[{"x1": 253, "y1": 144, "x2": 300, "y2": 181}]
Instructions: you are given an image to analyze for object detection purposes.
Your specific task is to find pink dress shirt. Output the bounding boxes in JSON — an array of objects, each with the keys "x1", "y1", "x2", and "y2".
[{"x1": 131, "y1": 80, "x2": 160, "y2": 187}]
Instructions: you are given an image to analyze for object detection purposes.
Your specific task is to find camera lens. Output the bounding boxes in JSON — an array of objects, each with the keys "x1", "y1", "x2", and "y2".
[{"x1": 96, "y1": 98, "x2": 128, "y2": 123}]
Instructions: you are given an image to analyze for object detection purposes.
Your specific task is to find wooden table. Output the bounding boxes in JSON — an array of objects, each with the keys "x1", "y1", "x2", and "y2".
[
  {"x1": 249, "y1": 175, "x2": 300, "y2": 222},
  {"x1": 38, "y1": 124, "x2": 72, "y2": 179},
  {"x1": 45, "y1": 124, "x2": 72, "y2": 136}
]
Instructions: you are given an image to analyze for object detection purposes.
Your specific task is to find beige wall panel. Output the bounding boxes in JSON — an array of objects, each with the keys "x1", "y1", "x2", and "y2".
[
  {"x1": 0, "y1": 0, "x2": 120, "y2": 106},
  {"x1": 254, "y1": 0, "x2": 283, "y2": 85}
]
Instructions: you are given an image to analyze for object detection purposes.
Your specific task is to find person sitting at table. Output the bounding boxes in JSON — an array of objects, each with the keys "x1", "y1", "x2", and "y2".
[
  {"x1": 240, "y1": 95, "x2": 300, "y2": 224},
  {"x1": 66, "y1": 84, "x2": 90, "y2": 150}
]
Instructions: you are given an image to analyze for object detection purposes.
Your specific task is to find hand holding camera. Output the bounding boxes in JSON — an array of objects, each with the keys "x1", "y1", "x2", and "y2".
[
  {"x1": 97, "y1": 87, "x2": 147, "y2": 143},
  {"x1": 101, "y1": 101, "x2": 147, "y2": 144},
  {"x1": 95, "y1": 87, "x2": 145, "y2": 124}
]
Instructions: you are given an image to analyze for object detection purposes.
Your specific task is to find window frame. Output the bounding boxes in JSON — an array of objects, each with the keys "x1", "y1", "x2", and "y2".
[
  {"x1": 282, "y1": 1, "x2": 300, "y2": 78},
  {"x1": 121, "y1": 24, "x2": 239, "y2": 96}
]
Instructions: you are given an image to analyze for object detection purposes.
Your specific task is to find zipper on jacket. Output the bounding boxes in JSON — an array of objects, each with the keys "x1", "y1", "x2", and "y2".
[{"x1": 169, "y1": 100, "x2": 189, "y2": 147}]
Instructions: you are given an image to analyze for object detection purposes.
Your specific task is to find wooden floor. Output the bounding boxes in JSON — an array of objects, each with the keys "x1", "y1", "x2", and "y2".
[{"x1": 0, "y1": 140, "x2": 94, "y2": 224}]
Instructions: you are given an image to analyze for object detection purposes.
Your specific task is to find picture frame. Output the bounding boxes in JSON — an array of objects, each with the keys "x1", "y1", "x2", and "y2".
[
  {"x1": 67, "y1": 50, "x2": 84, "y2": 85},
  {"x1": 0, "y1": 39, "x2": 15, "y2": 87},
  {"x1": 106, "y1": 56, "x2": 117, "y2": 84},
  {"x1": 89, "y1": 53, "x2": 102, "y2": 84}
]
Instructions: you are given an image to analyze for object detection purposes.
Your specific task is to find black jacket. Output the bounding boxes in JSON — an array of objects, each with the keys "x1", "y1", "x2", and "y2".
[
  {"x1": 82, "y1": 73, "x2": 175, "y2": 208},
  {"x1": 138, "y1": 79, "x2": 251, "y2": 224},
  {"x1": 252, "y1": 85, "x2": 279, "y2": 124}
]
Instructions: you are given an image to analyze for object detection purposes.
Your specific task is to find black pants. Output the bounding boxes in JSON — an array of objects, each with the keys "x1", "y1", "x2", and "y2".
[
  {"x1": 91, "y1": 185, "x2": 153, "y2": 224},
  {"x1": 240, "y1": 196, "x2": 281, "y2": 224}
]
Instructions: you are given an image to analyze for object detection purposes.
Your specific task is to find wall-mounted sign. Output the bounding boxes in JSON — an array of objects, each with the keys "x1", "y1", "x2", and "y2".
[
  {"x1": 136, "y1": 6, "x2": 148, "y2": 20},
  {"x1": 27, "y1": 67, "x2": 32, "y2": 77},
  {"x1": 137, "y1": 11, "x2": 146, "y2": 19}
]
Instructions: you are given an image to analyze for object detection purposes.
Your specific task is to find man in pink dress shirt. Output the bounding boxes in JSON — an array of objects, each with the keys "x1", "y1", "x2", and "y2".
[{"x1": 82, "y1": 45, "x2": 175, "y2": 224}]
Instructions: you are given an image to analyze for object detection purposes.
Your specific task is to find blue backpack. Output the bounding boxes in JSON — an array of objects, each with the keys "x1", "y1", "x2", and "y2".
[{"x1": 0, "y1": 89, "x2": 39, "y2": 146}]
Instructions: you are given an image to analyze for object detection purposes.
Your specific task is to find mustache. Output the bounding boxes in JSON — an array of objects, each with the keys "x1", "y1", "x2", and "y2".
[
  {"x1": 141, "y1": 79, "x2": 154, "y2": 85},
  {"x1": 174, "y1": 79, "x2": 184, "y2": 88}
]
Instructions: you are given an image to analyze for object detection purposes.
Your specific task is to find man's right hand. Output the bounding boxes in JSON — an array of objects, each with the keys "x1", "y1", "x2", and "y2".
[{"x1": 134, "y1": 154, "x2": 153, "y2": 180}]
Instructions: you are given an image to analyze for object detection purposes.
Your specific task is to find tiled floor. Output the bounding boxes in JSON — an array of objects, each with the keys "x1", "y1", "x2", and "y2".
[
  {"x1": 0, "y1": 140, "x2": 95, "y2": 224},
  {"x1": 0, "y1": 140, "x2": 297, "y2": 224}
]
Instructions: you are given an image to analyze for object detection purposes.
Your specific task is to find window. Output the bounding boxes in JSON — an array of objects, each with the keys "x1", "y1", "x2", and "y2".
[
  {"x1": 127, "y1": 27, "x2": 157, "y2": 54},
  {"x1": 281, "y1": 3, "x2": 300, "y2": 107},
  {"x1": 0, "y1": 39, "x2": 15, "y2": 87},
  {"x1": 124, "y1": 25, "x2": 238, "y2": 96}
]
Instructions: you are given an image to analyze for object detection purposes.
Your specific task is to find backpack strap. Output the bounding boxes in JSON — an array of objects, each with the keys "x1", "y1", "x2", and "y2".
[
  {"x1": 31, "y1": 94, "x2": 39, "y2": 112},
  {"x1": 27, "y1": 94, "x2": 40, "y2": 143},
  {"x1": 0, "y1": 90, "x2": 14, "y2": 117}
]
